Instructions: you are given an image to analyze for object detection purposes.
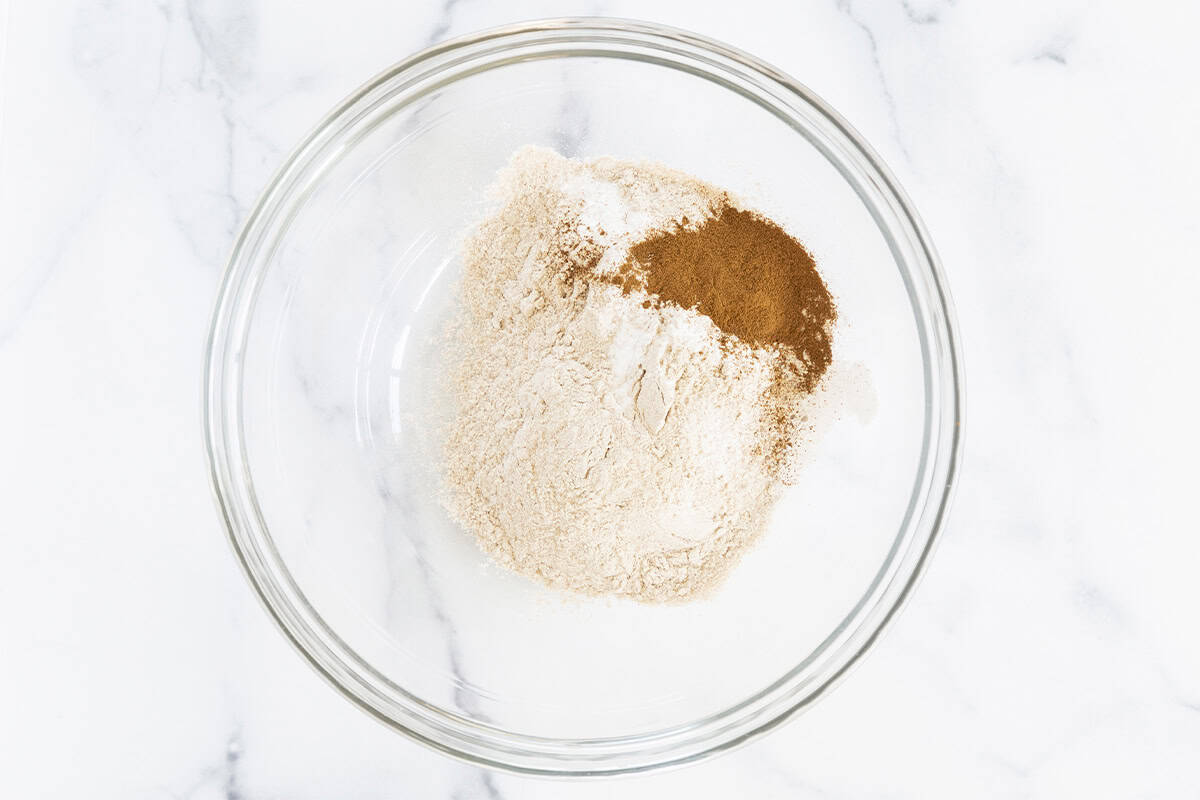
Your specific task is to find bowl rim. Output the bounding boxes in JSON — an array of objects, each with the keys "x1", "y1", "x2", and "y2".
[{"x1": 204, "y1": 16, "x2": 965, "y2": 776}]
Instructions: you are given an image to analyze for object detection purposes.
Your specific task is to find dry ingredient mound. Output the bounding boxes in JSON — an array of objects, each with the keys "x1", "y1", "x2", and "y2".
[{"x1": 441, "y1": 147, "x2": 836, "y2": 603}]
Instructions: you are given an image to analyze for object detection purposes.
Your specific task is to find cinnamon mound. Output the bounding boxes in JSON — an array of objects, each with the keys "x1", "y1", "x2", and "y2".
[{"x1": 606, "y1": 201, "x2": 836, "y2": 392}]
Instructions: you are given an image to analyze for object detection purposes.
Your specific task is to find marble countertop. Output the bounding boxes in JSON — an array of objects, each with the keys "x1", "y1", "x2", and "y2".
[{"x1": 4, "y1": 1, "x2": 1198, "y2": 797}]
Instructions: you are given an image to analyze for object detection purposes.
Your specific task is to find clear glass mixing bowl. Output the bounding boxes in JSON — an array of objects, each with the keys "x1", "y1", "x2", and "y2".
[{"x1": 205, "y1": 18, "x2": 964, "y2": 775}]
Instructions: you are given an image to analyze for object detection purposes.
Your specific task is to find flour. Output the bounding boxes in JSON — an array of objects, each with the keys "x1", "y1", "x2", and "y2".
[{"x1": 441, "y1": 147, "x2": 822, "y2": 602}]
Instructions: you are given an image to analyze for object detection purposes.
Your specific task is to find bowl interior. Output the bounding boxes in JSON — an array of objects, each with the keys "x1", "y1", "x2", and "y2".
[{"x1": 236, "y1": 49, "x2": 929, "y2": 742}]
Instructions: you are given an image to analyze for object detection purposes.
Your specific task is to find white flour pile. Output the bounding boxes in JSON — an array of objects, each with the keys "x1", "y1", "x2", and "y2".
[{"x1": 441, "y1": 147, "x2": 833, "y2": 602}]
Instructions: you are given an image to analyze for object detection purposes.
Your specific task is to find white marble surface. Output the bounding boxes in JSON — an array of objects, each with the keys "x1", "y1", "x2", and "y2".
[{"x1": 3, "y1": 0, "x2": 1199, "y2": 796}]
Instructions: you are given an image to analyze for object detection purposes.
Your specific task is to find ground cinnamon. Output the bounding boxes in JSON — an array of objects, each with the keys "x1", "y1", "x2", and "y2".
[{"x1": 606, "y1": 201, "x2": 836, "y2": 392}]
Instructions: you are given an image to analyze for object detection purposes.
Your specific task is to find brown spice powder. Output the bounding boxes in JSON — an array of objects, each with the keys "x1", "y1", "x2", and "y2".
[{"x1": 605, "y1": 201, "x2": 837, "y2": 392}]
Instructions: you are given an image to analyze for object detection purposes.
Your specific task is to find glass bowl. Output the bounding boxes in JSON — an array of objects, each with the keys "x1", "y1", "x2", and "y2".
[{"x1": 204, "y1": 18, "x2": 963, "y2": 776}]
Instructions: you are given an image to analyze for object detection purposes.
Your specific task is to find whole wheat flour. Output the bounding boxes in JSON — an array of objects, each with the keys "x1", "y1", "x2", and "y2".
[{"x1": 440, "y1": 147, "x2": 834, "y2": 603}]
